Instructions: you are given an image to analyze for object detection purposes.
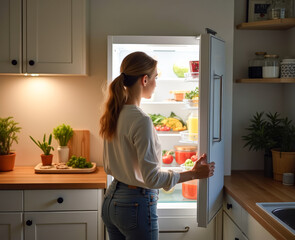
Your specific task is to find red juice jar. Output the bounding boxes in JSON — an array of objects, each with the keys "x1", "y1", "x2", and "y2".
[
  {"x1": 174, "y1": 145, "x2": 197, "y2": 165},
  {"x1": 182, "y1": 179, "x2": 198, "y2": 199}
]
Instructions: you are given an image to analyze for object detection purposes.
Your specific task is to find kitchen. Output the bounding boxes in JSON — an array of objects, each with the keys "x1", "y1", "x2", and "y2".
[{"x1": 0, "y1": 0, "x2": 295, "y2": 239}]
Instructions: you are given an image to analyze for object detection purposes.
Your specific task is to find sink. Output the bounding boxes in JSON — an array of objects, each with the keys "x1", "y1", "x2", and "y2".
[{"x1": 256, "y1": 202, "x2": 295, "y2": 235}]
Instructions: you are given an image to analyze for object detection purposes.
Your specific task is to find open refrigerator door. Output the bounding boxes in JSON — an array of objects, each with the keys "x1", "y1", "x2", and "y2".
[{"x1": 107, "y1": 34, "x2": 225, "y2": 229}]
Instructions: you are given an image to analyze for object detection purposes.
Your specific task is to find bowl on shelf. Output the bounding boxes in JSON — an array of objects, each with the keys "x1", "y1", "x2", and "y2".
[{"x1": 183, "y1": 98, "x2": 199, "y2": 108}]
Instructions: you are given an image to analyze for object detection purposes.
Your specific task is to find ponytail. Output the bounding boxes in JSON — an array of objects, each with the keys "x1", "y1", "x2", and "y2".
[
  {"x1": 99, "y1": 74, "x2": 126, "y2": 140},
  {"x1": 99, "y1": 51, "x2": 157, "y2": 140}
]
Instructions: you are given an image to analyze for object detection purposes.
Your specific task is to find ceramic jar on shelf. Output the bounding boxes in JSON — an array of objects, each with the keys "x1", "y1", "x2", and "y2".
[{"x1": 281, "y1": 59, "x2": 295, "y2": 78}]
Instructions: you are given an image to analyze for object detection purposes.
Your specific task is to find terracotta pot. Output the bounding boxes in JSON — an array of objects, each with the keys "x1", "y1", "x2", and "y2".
[
  {"x1": 41, "y1": 154, "x2": 53, "y2": 166},
  {"x1": 0, "y1": 152, "x2": 16, "y2": 171}
]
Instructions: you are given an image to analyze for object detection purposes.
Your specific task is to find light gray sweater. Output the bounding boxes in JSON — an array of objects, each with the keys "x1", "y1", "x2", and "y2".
[{"x1": 103, "y1": 104, "x2": 180, "y2": 191}]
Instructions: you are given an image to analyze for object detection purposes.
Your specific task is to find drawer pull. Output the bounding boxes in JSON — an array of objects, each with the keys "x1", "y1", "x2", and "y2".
[
  {"x1": 227, "y1": 203, "x2": 232, "y2": 210},
  {"x1": 57, "y1": 197, "x2": 64, "y2": 204},
  {"x1": 159, "y1": 226, "x2": 190, "y2": 233},
  {"x1": 235, "y1": 238, "x2": 239, "y2": 240},
  {"x1": 29, "y1": 60, "x2": 35, "y2": 66},
  {"x1": 11, "y1": 60, "x2": 18, "y2": 65},
  {"x1": 26, "y1": 220, "x2": 32, "y2": 226}
]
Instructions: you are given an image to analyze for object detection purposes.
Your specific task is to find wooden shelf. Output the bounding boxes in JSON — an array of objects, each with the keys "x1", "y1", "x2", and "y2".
[
  {"x1": 236, "y1": 18, "x2": 295, "y2": 30},
  {"x1": 236, "y1": 78, "x2": 295, "y2": 83}
]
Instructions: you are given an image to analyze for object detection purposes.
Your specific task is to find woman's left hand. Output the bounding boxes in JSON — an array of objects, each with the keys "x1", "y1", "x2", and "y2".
[{"x1": 191, "y1": 153, "x2": 215, "y2": 179}]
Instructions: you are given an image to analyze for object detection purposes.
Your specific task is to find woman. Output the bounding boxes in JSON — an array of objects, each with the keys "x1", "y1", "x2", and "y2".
[{"x1": 100, "y1": 51, "x2": 215, "y2": 240}]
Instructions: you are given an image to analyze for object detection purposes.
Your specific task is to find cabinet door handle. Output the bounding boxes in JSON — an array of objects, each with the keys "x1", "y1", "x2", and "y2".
[
  {"x1": 227, "y1": 203, "x2": 232, "y2": 210},
  {"x1": 57, "y1": 197, "x2": 64, "y2": 204},
  {"x1": 235, "y1": 238, "x2": 239, "y2": 240},
  {"x1": 29, "y1": 60, "x2": 35, "y2": 66},
  {"x1": 11, "y1": 60, "x2": 18, "y2": 65},
  {"x1": 159, "y1": 226, "x2": 190, "y2": 233},
  {"x1": 26, "y1": 220, "x2": 33, "y2": 226}
]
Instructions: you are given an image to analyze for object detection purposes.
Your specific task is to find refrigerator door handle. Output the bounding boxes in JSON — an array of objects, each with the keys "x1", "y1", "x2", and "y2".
[
  {"x1": 159, "y1": 226, "x2": 190, "y2": 233},
  {"x1": 213, "y1": 73, "x2": 223, "y2": 143}
]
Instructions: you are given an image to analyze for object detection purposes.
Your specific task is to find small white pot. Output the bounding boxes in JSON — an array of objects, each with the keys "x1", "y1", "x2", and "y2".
[{"x1": 57, "y1": 146, "x2": 69, "y2": 163}]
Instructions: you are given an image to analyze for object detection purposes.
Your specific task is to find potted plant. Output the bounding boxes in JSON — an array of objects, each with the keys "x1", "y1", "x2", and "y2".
[
  {"x1": 30, "y1": 134, "x2": 54, "y2": 166},
  {"x1": 271, "y1": 117, "x2": 295, "y2": 181},
  {"x1": 0, "y1": 117, "x2": 21, "y2": 171},
  {"x1": 243, "y1": 112, "x2": 295, "y2": 181},
  {"x1": 53, "y1": 124, "x2": 73, "y2": 163}
]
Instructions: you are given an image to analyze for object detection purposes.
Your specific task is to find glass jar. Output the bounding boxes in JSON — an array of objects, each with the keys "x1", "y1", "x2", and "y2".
[
  {"x1": 267, "y1": 0, "x2": 287, "y2": 19},
  {"x1": 248, "y1": 52, "x2": 266, "y2": 78},
  {"x1": 188, "y1": 111, "x2": 198, "y2": 141},
  {"x1": 263, "y1": 55, "x2": 280, "y2": 78},
  {"x1": 174, "y1": 145, "x2": 197, "y2": 165}
]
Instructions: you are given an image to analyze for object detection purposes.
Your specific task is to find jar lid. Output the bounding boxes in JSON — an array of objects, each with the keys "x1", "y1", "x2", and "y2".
[
  {"x1": 174, "y1": 145, "x2": 198, "y2": 151},
  {"x1": 282, "y1": 59, "x2": 295, "y2": 63},
  {"x1": 264, "y1": 54, "x2": 279, "y2": 58},
  {"x1": 255, "y1": 52, "x2": 267, "y2": 55}
]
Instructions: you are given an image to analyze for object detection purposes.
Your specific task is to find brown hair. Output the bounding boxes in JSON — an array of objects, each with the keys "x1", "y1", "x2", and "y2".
[{"x1": 99, "y1": 51, "x2": 157, "y2": 140}]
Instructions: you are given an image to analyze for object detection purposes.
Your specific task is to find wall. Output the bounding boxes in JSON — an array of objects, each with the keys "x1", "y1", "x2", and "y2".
[
  {"x1": 0, "y1": 0, "x2": 234, "y2": 173},
  {"x1": 232, "y1": 0, "x2": 295, "y2": 170}
]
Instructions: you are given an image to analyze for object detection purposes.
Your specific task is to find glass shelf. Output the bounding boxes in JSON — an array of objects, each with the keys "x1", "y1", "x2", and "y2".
[
  {"x1": 157, "y1": 132, "x2": 181, "y2": 137},
  {"x1": 180, "y1": 130, "x2": 198, "y2": 144},
  {"x1": 184, "y1": 72, "x2": 199, "y2": 82},
  {"x1": 141, "y1": 101, "x2": 186, "y2": 104},
  {"x1": 158, "y1": 189, "x2": 196, "y2": 203}
]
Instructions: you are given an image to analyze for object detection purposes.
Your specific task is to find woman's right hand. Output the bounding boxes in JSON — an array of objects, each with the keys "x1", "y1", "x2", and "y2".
[{"x1": 191, "y1": 153, "x2": 215, "y2": 179}]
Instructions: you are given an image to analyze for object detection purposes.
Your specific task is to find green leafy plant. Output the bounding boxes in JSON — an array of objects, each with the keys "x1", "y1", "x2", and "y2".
[
  {"x1": 185, "y1": 86, "x2": 199, "y2": 99},
  {"x1": 30, "y1": 134, "x2": 54, "y2": 155},
  {"x1": 242, "y1": 112, "x2": 295, "y2": 153},
  {"x1": 67, "y1": 155, "x2": 93, "y2": 168},
  {"x1": 0, "y1": 117, "x2": 21, "y2": 155},
  {"x1": 53, "y1": 124, "x2": 73, "y2": 146}
]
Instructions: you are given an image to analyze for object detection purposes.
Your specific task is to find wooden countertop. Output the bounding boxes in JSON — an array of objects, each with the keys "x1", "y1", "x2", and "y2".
[
  {"x1": 224, "y1": 171, "x2": 295, "y2": 240},
  {"x1": 0, "y1": 166, "x2": 107, "y2": 190}
]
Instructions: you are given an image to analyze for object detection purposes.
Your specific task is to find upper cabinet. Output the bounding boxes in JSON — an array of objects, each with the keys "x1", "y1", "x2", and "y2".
[
  {"x1": 0, "y1": 0, "x2": 88, "y2": 75},
  {"x1": 236, "y1": 18, "x2": 295, "y2": 83}
]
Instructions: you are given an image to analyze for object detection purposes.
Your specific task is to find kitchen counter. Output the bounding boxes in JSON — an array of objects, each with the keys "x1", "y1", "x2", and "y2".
[
  {"x1": 225, "y1": 171, "x2": 295, "y2": 240},
  {"x1": 0, "y1": 166, "x2": 107, "y2": 190}
]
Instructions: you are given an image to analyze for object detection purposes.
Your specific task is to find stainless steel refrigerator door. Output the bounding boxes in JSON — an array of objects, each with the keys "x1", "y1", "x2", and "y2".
[{"x1": 197, "y1": 34, "x2": 225, "y2": 227}]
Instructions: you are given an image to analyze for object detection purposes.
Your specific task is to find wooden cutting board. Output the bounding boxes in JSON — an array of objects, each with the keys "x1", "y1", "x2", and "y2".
[
  {"x1": 68, "y1": 130, "x2": 90, "y2": 162},
  {"x1": 34, "y1": 162, "x2": 96, "y2": 174}
]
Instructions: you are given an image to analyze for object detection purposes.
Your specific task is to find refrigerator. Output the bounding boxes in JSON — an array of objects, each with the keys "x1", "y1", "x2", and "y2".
[{"x1": 107, "y1": 33, "x2": 225, "y2": 237}]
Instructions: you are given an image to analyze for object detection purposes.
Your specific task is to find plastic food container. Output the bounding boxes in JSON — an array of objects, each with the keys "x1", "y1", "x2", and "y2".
[
  {"x1": 182, "y1": 179, "x2": 198, "y2": 199},
  {"x1": 174, "y1": 145, "x2": 197, "y2": 165}
]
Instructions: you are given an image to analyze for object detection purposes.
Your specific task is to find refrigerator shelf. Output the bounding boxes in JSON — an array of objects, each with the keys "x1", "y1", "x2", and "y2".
[
  {"x1": 184, "y1": 72, "x2": 199, "y2": 82},
  {"x1": 180, "y1": 130, "x2": 198, "y2": 144},
  {"x1": 141, "y1": 101, "x2": 186, "y2": 105}
]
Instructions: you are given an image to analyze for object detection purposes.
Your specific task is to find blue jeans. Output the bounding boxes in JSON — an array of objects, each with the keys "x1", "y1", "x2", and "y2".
[{"x1": 101, "y1": 179, "x2": 159, "y2": 240}]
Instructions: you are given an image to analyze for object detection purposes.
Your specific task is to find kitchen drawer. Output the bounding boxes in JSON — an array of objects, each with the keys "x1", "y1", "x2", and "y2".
[
  {"x1": 223, "y1": 192, "x2": 242, "y2": 227},
  {"x1": 158, "y1": 216, "x2": 216, "y2": 240},
  {"x1": 0, "y1": 190, "x2": 23, "y2": 211},
  {"x1": 24, "y1": 189, "x2": 98, "y2": 211}
]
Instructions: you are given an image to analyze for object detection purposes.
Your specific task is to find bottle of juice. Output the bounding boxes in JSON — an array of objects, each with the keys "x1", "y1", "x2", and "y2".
[{"x1": 188, "y1": 111, "x2": 198, "y2": 141}]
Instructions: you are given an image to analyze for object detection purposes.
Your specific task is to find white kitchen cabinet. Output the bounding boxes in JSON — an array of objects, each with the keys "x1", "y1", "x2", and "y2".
[
  {"x1": 0, "y1": 213, "x2": 23, "y2": 240},
  {"x1": 0, "y1": 189, "x2": 104, "y2": 240},
  {"x1": 223, "y1": 192, "x2": 275, "y2": 240},
  {"x1": 223, "y1": 212, "x2": 248, "y2": 240},
  {"x1": 0, "y1": 190, "x2": 24, "y2": 240},
  {"x1": 24, "y1": 212, "x2": 97, "y2": 240},
  {"x1": 0, "y1": 0, "x2": 87, "y2": 75}
]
